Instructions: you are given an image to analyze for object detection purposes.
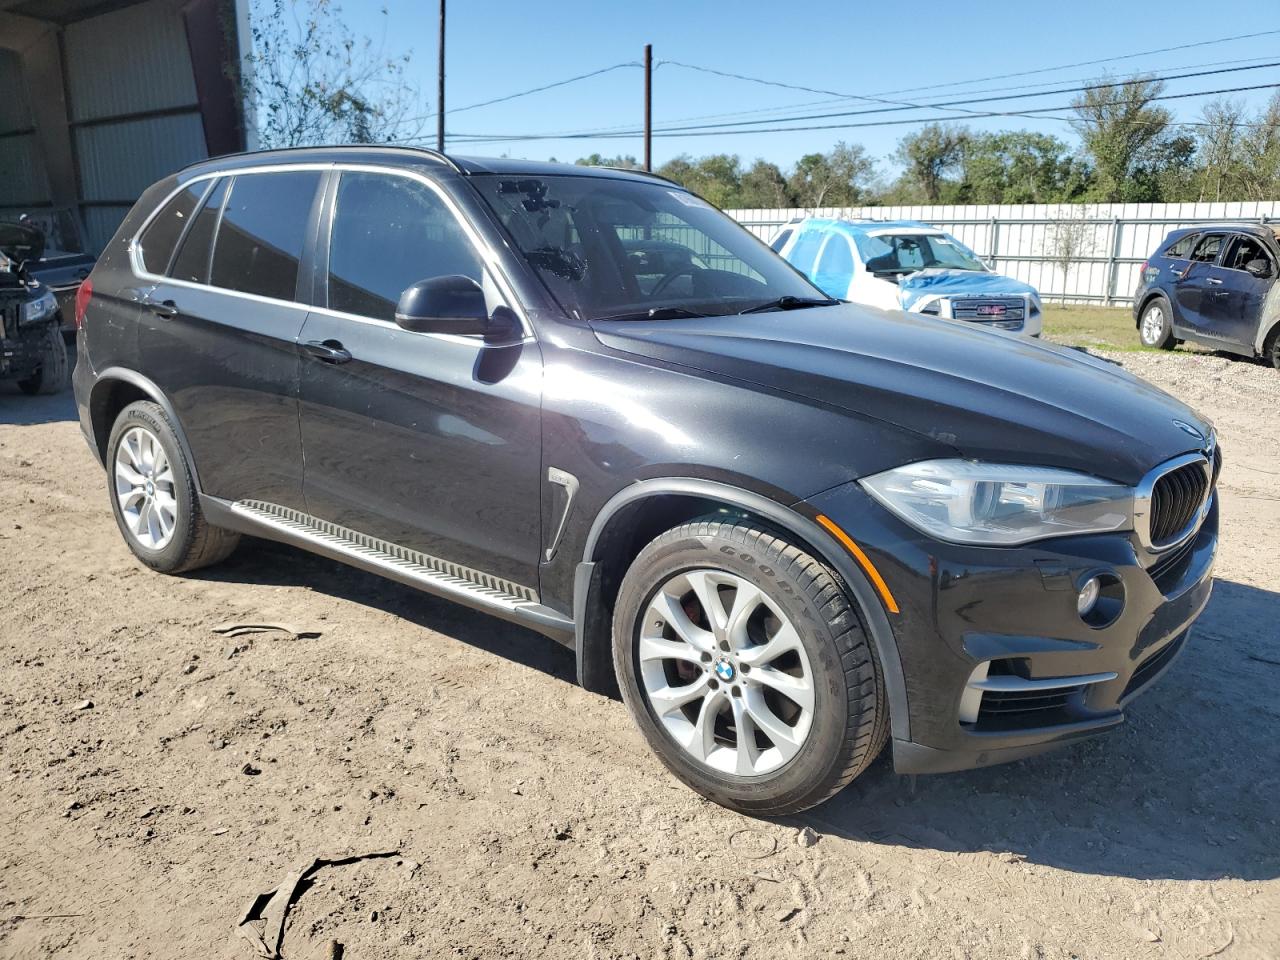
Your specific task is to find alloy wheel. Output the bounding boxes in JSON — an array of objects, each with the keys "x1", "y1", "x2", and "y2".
[
  {"x1": 114, "y1": 426, "x2": 178, "y2": 549},
  {"x1": 638, "y1": 569, "x2": 815, "y2": 777},
  {"x1": 1141, "y1": 305, "x2": 1166, "y2": 345}
]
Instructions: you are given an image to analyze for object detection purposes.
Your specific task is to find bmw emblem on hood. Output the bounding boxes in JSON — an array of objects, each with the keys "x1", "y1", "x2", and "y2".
[{"x1": 1173, "y1": 419, "x2": 1204, "y2": 441}]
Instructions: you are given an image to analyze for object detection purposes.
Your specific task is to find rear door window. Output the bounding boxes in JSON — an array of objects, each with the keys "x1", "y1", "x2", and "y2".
[
  {"x1": 211, "y1": 171, "x2": 322, "y2": 302},
  {"x1": 139, "y1": 182, "x2": 206, "y2": 275},
  {"x1": 170, "y1": 178, "x2": 227, "y2": 284},
  {"x1": 326, "y1": 171, "x2": 482, "y2": 322},
  {"x1": 814, "y1": 235, "x2": 854, "y2": 287},
  {"x1": 1189, "y1": 234, "x2": 1224, "y2": 264}
]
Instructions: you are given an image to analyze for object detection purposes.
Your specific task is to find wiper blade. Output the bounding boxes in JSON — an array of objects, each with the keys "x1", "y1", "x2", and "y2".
[
  {"x1": 739, "y1": 295, "x2": 839, "y2": 314},
  {"x1": 594, "y1": 306, "x2": 713, "y2": 322}
]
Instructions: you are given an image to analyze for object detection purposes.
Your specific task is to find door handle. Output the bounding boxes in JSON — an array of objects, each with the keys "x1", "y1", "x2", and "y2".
[
  {"x1": 302, "y1": 339, "x2": 352, "y2": 364},
  {"x1": 143, "y1": 297, "x2": 178, "y2": 319},
  {"x1": 1207, "y1": 277, "x2": 1223, "y2": 285}
]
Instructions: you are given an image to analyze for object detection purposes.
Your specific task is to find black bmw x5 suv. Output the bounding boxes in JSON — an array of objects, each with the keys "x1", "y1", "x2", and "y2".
[{"x1": 73, "y1": 148, "x2": 1219, "y2": 815}]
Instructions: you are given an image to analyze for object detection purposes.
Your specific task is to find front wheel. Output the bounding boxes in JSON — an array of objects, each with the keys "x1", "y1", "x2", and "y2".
[
  {"x1": 1139, "y1": 299, "x2": 1176, "y2": 350},
  {"x1": 17, "y1": 324, "x2": 69, "y2": 395},
  {"x1": 612, "y1": 518, "x2": 888, "y2": 815}
]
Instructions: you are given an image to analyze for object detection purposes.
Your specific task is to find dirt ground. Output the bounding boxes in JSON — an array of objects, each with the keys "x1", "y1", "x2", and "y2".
[{"x1": 2, "y1": 347, "x2": 1278, "y2": 960}]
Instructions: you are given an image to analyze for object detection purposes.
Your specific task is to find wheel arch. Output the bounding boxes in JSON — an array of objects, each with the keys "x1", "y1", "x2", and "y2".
[
  {"x1": 574, "y1": 477, "x2": 910, "y2": 743},
  {"x1": 1256, "y1": 313, "x2": 1280, "y2": 356},
  {"x1": 89, "y1": 368, "x2": 202, "y2": 491},
  {"x1": 1135, "y1": 289, "x2": 1173, "y2": 328}
]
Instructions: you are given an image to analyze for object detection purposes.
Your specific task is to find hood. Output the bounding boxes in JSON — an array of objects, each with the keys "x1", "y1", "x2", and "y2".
[
  {"x1": 591, "y1": 305, "x2": 1212, "y2": 485},
  {"x1": 0, "y1": 222, "x2": 45, "y2": 265},
  {"x1": 897, "y1": 268, "x2": 1038, "y2": 311}
]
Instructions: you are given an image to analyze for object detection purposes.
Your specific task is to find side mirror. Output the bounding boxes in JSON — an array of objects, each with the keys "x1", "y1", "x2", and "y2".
[
  {"x1": 394, "y1": 275, "x2": 521, "y2": 342},
  {"x1": 1244, "y1": 258, "x2": 1273, "y2": 280}
]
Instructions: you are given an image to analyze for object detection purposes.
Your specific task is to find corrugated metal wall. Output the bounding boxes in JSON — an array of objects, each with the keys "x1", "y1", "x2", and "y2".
[
  {"x1": 64, "y1": 0, "x2": 207, "y2": 251},
  {"x1": 727, "y1": 202, "x2": 1280, "y2": 305},
  {"x1": 0, "y1": 48, "x2": 50, "y2": 209}
]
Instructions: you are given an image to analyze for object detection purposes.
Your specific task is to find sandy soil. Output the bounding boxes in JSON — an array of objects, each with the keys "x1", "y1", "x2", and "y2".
[{"x1": 2, "y1": 349, "x2": 1278, "y2": 960}]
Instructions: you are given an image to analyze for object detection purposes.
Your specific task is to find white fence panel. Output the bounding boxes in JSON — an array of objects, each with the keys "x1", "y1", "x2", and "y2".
[{"x1": 726, "y1": 202, "x2": 1280, "y2": 305}]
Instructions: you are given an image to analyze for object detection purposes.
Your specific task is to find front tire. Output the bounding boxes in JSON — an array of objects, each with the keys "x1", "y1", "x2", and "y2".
[
  {"x1": 106, "y1": 401, "x2": 240, "y2": 573},
  {"x1": 613, "y1": 518, "x2": 888, "y2": 815},
  {"x1": 1265, "y1": 328, "x2": 1280, "y2": 370},
  {"x1": 17, "y1": 324, "x2": 69, "y2": 395},
  {"x1": 1139, "y1": 299, "x2": 1176, "y2": 350}
]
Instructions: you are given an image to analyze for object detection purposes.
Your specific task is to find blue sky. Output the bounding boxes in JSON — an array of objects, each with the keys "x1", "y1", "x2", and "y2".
[{"x1": 318, "y1": 0, "x2": 1280, "y2": 174}]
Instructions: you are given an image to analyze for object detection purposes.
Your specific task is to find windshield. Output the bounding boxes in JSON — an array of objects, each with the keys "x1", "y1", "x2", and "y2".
[
  {"x1": 470, "y1": 174, "x2": 827, "y2": 321},
  {"x1": 854, "y1": 232, "x2": 987, "y2": 274}
]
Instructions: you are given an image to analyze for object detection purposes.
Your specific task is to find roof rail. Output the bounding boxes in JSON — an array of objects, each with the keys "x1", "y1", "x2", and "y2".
[
  {"x1": 589, "y1": 165, "x2": 682, "y2": 188},
  {"x1": 177, "y1": 143, "x2": 463, "y2": 175}
]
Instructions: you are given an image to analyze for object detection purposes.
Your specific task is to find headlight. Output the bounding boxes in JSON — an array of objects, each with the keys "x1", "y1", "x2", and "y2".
[
  {"x1": 860, "y1": 459, "x2": 1133, "y2": 546},
  {"x1": 20, "y1": 289, "x2": 57, "y2": 325}
]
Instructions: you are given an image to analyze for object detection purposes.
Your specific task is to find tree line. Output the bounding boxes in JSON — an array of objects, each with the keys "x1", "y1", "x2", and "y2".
[{"x1": 575, "y1": 78, "x2": 1280, "y2": 209}]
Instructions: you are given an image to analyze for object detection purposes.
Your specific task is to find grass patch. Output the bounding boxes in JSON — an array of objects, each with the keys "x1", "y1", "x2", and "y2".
[{"x1": 1040, "y1": 304, "x2": 1207, "y2": 354}]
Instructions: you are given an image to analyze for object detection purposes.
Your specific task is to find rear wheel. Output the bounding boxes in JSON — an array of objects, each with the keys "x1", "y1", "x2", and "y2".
[
  {"x1": 612, "y1": 518, "x2": 888, "y2": 815},
  {"x1": 107, "y1": 401, "x2": 240, "y2": 573},
  {"x1": 17, "y1": 324, "x2": 69, "y2": 395},
  {"x1": 1139, "y1": 299, "x2": 1176, "y2": 350}
]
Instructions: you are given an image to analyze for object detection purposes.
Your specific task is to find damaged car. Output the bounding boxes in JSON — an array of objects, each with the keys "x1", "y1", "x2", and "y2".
[
  {"x1": 1134, "y1": 223, "x2": 1280, "y2": 367},
  {"x1": 1, "y1": 220, "x2": 72, "y2": 395},
  {"x1": 774, "y1": 218, "x2": 1043, "y2": 336}
]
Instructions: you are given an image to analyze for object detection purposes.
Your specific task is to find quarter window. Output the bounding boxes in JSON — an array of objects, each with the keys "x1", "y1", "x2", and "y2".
[
  {"x1": 327, "y1": 172, "x2": 482, "y2": 322},
  {"x1": 170, "y1": 178, "x2": 227, "y2": 284},
  {"x1": 770, "y1": 228, "x2": 793, "y2": 253},
  {"x1": 211, "y1": 171, "x2": 321, "y2": 302},
  {"x1": 1188, "y1": 234, "x2": 1224, "y2": 264},
  {"x1": 1163, "y1": 233, "x2": 1197, "y2": 258},
  {"x1": 139, "y1": 182, "x2": 205, "y2": 275}
]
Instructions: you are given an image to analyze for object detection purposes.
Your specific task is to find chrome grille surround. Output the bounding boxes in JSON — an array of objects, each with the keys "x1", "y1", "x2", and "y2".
[{"x1": 1133, "y1": 438, "x2": 1216, "y2": 553}]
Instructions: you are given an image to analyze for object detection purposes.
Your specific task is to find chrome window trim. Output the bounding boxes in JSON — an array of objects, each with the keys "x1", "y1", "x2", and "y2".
[
  {"x1": 1133, "y1": 442, "x2": 1216, "y2": 553},
  {"x1": 127, "y1": 161, "x2": 535, "y2": 343}
]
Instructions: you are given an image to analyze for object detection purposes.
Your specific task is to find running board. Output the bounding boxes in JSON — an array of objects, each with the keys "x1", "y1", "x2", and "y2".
[{"x1": 201, "y1": 496, "x2": 575, "y2": 646}]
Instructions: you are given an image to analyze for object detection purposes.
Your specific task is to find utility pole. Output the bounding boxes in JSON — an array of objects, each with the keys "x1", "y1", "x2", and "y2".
[
  {"x1": 436, "y1": 0, "x2": 446, "y2": 152},
  {"x1": 643, "y1": 43, "x2": 652, "y2": 171}
]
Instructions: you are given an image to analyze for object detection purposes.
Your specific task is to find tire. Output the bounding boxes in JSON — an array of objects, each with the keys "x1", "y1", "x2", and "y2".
[
  {"x1": 17, "y1": 324, "x2": 69, "y2": 395},
  {"x1": 106, "y1": 401, "x2": 240, "y2": 573},
  {"x1": 1265, "y1": 328, "x2": 1280, "y2": 370},
  {"x1": 1138, "y1": 299, "x2": 1176, "y2": 350},
  {"x1": 612, "y1": 518, "x2": 888, "y2": 815}
]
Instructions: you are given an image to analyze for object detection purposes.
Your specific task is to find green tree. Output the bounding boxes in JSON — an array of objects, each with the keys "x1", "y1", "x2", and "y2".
[
  {"x1": 1236, "y1": 92, "x2": 1280, "y2": 199},
  {"x1": 243, "y1": 0, "x2": 421, "y2": 148},
  {"x1": 959, "y1": 131, "x2": 1089, "y2": 204},
  {"x1": 787, "y1": 142, "x2": 876, "y2": 207},
  {"x1": 655, "y1": 154, "x2": 743, "y2": 207},
  {"x1": 574, "y1": 153, "x2": 641, "y2": 169},
  {"x1": 738, "y1": 159, "x2": 793, "y2": 208},
  {"x1": 1071, "y1": 75, "x2": 1184, "y2": 202},
  {"x1": 894, "y1": 124, "x2": 970, "y2": 203}
]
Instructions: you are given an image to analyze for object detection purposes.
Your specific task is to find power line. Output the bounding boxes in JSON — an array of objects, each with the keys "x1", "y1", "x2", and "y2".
[
  {"x1": 645, "y1": 61, "x2": 1280, "y2": 134},
  {"x1": 438, "y1": 80, "x2": 1280, "y2": 144},
  {"x1": 389, "y1": 61, "x2": 641, "y2": 126},
  {"x1": 868, "y1": 28, "x2": 1280, "y2": 97},
  {"x1": 587, "y1": 55, "x2": 1280, "y2": 134}
]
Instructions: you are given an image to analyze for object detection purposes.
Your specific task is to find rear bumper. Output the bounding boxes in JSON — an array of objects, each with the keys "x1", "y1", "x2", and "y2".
[{"x1": 804, "y1": 483, "x2": 1217, "y2": 775}]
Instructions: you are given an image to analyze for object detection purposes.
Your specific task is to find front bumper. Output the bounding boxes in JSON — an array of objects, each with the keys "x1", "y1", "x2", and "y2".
[{"x1": 805, "y1": 482, "x2": 1217, "y2": 775}]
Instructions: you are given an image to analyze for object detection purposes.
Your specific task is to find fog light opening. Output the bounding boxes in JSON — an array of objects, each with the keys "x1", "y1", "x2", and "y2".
[{"x1": 1078, "y1": 572, "x2": 1124, "y2": 628}]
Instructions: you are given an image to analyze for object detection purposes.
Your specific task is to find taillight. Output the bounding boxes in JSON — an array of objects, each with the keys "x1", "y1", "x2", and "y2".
[{"x1": 74, "y1": 277, "x2": 93, "y2": 329}]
